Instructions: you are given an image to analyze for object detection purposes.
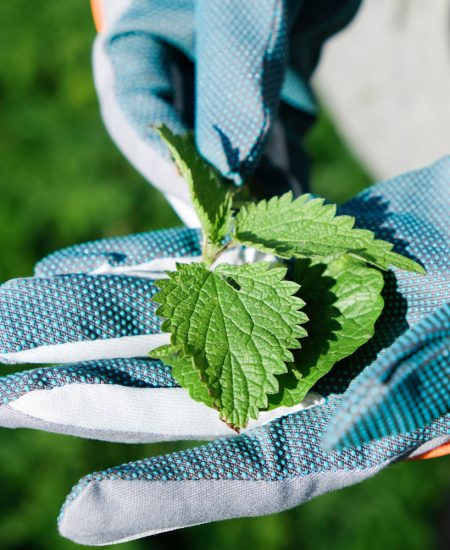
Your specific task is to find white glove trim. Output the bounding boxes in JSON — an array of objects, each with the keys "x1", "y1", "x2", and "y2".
[
  {"x1": 89, "y1": 246, "x2": 276, "y2": 277},
  {"x1": 0, "y1": 333, "x2": 170, "y2": 365},
  {"x1": 9, "y1": 384, "x2": 323, "y2": 439}
]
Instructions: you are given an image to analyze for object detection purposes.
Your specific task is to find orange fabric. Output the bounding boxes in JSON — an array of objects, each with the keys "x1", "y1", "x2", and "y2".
[
  {"x1": 409, "y1": 441, "x2": 450, "y2": 461},
  {"x1": 91, "y1": 0, "x2": 105, "y2": 33}
]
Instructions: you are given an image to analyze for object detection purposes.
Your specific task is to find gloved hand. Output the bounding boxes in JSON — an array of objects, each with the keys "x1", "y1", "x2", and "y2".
[
  {"x1": 0, "y1": 158, "x2": 449, "y2": 545},
  {"x1": 91, "y1": 0, "x2": 362, "y2": 222}
]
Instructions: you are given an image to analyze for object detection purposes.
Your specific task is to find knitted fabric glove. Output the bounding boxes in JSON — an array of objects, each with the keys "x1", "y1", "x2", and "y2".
[{"x1": 0, "y1": 158, "x2": 448, "y2": 544}]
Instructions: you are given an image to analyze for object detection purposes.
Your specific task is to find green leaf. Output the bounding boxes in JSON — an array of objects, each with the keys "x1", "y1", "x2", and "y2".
[
  {"x1": 152, "y1": 345, "x2": 215, "y2": 408},
  {"x1": 359, "y1": 238, "x2": 425, "y2": 274},
  {"x1": 157, "y1": 125, "x2": 233, "y2": 246},
  {"x1": 234, "y1": 192, "x2": 425, "y2": 273},
  {"x1": 152, "y1": 262, "x2": 308, "y2": 429},
  {"x1": 268, "y1": 255, "x2": 384, "y2": 409}
]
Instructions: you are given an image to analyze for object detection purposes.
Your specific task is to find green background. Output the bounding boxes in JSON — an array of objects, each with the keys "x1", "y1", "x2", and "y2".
[{"x1": 0, "y1": 3, "x2": 449, "y2": 549}]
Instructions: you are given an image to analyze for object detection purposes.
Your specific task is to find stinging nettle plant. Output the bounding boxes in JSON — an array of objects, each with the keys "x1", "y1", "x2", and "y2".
[{"x1": 150, "y1": 125, "x2": 425, "y2": 432}]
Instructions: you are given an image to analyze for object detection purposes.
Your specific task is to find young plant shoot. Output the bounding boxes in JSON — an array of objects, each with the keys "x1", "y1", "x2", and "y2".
[{"x1": 150, "y1": 126, "x2": 425, "y2": 432}]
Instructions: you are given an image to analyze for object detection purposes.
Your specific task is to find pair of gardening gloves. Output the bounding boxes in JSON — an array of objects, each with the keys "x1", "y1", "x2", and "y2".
[{"x1": 1, "y1": 0, "x2": 449, "y2": 545}]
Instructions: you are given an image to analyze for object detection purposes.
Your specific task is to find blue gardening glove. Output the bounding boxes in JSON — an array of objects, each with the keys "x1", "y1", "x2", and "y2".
[
  {"x1": 92, "y1": 0, "x2": 362, "y2": 221},
  {"x1": 0, "y1": 158, "x2": 449, "y2": 544}
]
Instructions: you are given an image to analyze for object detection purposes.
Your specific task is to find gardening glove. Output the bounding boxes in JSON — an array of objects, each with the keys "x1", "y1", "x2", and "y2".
[
  {"x1": 0, "y1": 158, "x2": 449, "y2": 544},
  {"x1": 91, "y1": 0, "x2": 362, "y2": 222}
]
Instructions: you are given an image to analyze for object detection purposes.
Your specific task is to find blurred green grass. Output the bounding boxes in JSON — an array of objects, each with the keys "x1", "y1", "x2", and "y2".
[{"x1": 0, "y1": 3, "x2": 449, "y2": 550}]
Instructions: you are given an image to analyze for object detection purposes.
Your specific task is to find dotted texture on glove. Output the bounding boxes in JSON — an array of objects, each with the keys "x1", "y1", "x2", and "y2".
[
  {"x1": 196, "y1": 0, "x2": 288, "y2": 182},
  {"x1": 0, "y1": 275, "x2": 160, "y2": 355},
  {"x1": 104, "y1": 0, "x2": 195, "y2": 151},
  {"x1": 1, "y1": 227, "x2": 202, "y2": 356},
  {"x1": 35, "y1": 227, "x2": 201, "y2": 277}
]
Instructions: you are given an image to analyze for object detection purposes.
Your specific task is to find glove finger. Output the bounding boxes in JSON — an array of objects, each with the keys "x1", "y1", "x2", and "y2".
[
  {"x1": 94, "y1": 0, "x2": 198, "y2": 219},
  {"x1": 58, "y1": 397, "x2": 450, "y2": 545},
  {"x1": 0, "y1": 357, "x2": 321, "y2": 442},
  {"x1": 34, "y1": 227, "x2": 201, "y2": 277},
  {"x1": 0, "y1": 273, "x2": 166, "y2": 364},
  {"x1": 195, "y1": 0, "x2": 288, "y2": 183},
  {"x1": 0, "y1": 358, "x2": 171, "y2": 442},
  {"x1": 323, "y1": 303, "x2": 450, "y2": 450}
]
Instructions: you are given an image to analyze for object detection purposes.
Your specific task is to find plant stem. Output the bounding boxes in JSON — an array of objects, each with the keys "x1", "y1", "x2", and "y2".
[{"x1": 202, "y1": 239, "x2": 236, "y2": 267}]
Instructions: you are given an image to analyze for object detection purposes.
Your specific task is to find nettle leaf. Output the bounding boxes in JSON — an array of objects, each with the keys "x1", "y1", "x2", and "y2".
[
  {"x1": 235, "y1": 193, "x2": 425, "y2": 273},
  {"x1": 157, "y1": 125, "x2": 233, "y2": 245},
  {"x1": 268, "y1": 255, "x2": 384, "y2": 409},
  {"x1": 152, "y1": 345, "x2": 215, "y2": 408},
  {"x1": 151, "y1": 262, "x2": 308, "y2": 429}
]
